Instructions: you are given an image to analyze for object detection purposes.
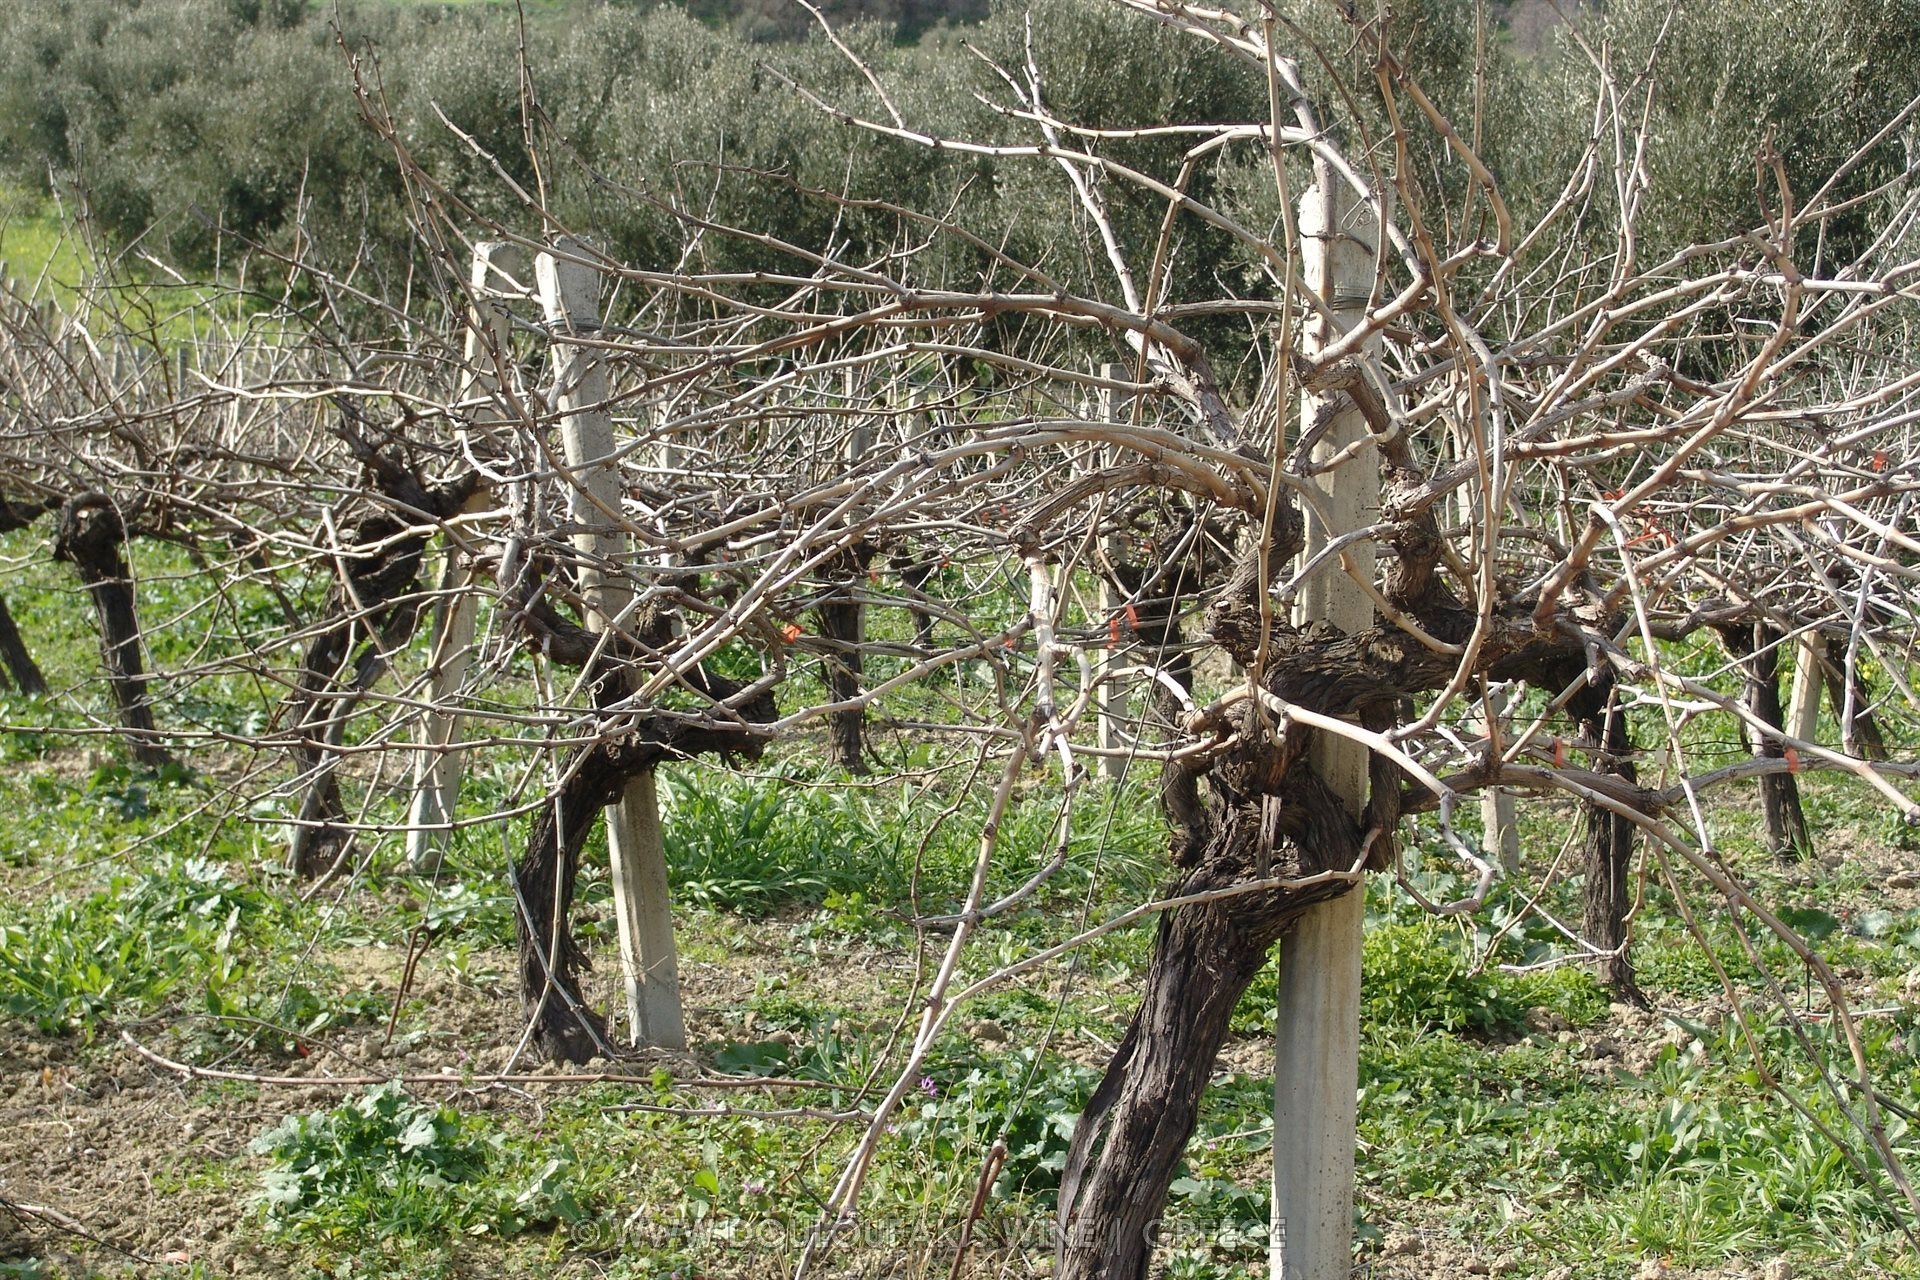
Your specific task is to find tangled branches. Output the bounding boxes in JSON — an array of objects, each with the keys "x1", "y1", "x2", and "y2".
[{"x1": 3, "y1": 1, "x2": 1920, "y2": 1274}]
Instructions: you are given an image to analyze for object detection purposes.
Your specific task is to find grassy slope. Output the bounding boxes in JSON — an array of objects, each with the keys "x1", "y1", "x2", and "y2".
[{"x1": 0, "y1": 190, "x2": 93, "y2": 303}]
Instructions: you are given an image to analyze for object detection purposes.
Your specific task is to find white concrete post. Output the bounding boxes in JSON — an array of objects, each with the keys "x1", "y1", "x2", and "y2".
[
  {"x1": 1096, "y1": 362, "x2": 1128, "y2": 780},
  {"x1": 537, "y1": 238, "x2": 687, "y2": 1051},
  {"x1": 1478, "y1": 685, "x2": 1521, "y2": 877},
  {"x1": 1787, "y1": 631, "x2": 1826, "y2": 743},
  {"x1": 407, "y1": 241, "x2": 520, "y2": 873},
  {"x1": 1273, "y1": 182, "x2": 1378, "y2": 1280},
  {"x1": 843, "y1": 365, "x2": 871, "y2": 655}
]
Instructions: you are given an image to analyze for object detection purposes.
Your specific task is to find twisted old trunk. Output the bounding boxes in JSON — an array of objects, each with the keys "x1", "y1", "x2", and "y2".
[
  {"x1": 1057, "y1": 749, "x2": 1362, "y2": 1280},
  {"x1": 501, "y1": 549, "x2": 778, "y2": 1059},
  {"x1": 52, "y1": 494, "x2": 172, "y2": 768},
  {"x1": 1720, "y1": 623, "x2": 1814, "y2": 862},
  {"x1": 1054, "y1": 450, "x2": 1630, "y2": 1278},
  {"x1": 282, "y1": 431, "x2": 478, "y2": 877},
  {"x1": 283, "y1": 511, "x2": 432, "y2": 876},
  {"x1": 511, "y1": 675, "x2": 776, "y2": 1062}
]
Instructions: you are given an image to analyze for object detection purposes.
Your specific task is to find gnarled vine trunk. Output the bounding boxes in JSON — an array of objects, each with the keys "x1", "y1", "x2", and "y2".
[
  {"x1": 1056, "y1": 759, "x2": 1361, "y2": 1280},
  {"x1": 52, "y1": 494, "x2": 171, "y2": 768},
  {"x1": 1572, "y1": 678, "x2": 1641, "y2": 1000},
  {"x1": 816, "y1": 546, "x2": 873, "y2": 774},
  {"x1": 512, "y1": 690, "x2": 775, "y2": 1062},
  {"x1": 1721, "y1": 624, "x2": 1814, "y2": 862},
  {"x1": 284, "y1": 511, "x2": 431, "y2": 876}
]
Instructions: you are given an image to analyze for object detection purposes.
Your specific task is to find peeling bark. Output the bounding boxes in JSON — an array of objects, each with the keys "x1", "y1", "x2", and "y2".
[{"x1": 1060, "y1": 458, "x2": 1636, "y2": 1276}]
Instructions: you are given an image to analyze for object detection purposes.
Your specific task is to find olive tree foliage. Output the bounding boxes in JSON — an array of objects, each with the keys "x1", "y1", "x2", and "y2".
[
  {"x1": 3, "y1": 1, "x2": 1920, "y2": 1276},
  {"x1": 9, "y1": 0, "x2": 1907, "y2": 340},
  {"x1": 1558, "y1": 0, "x2": 1920, "y2": 262}
]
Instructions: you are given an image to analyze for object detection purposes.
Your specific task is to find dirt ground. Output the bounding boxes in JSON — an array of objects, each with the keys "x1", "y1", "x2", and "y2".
[
  {"x1": 2, "y1": 830, "x2": 1915, "y2": 1278},
  {"x1": 0, "y1": 926, "x2": 929, "y2": 1278}
]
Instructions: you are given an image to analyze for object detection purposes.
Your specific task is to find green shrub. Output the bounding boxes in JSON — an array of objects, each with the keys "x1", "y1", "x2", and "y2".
[
  {"x1": 0, "y1": 846, "x2": 263, "y2": 1035},
  {"x1": 251, "y1": 1083, "x2": 589, "y2": 1240},
  {"x1": 1362, "y1": 920, "x2": 1529, "y2": 1036}
]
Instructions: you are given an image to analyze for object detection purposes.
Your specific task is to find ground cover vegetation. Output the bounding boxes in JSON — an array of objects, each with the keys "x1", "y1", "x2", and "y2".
[{"x1": 1, "y1": 1, "x2": 1919, "y2": 1279}]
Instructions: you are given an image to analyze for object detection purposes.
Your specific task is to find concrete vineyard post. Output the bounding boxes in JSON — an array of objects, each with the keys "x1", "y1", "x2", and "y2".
[
  {"x1": 407, "y1": 240, "x2": 520, "y2": 873},
  {"x1": 1272, "y1": 182, "x2": 1378, "y2": 1280},
  {"x1": 537, "y1": 238, "x2": 687, "y2": 1051}
]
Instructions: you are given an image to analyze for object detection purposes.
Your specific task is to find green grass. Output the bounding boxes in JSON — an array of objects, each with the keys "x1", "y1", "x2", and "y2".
[
  {"x1": 0, "y1": 764, "x2": 391, "y2": 1049},
  {"x1": 2, "y1": 503, "x2": 1920, "y2": 1279},
  {"x1": 0, "y1": 188, "x2": 93, "y2": 302},
  {"x1": 0, "y1": 185, "x2": 266, "y2": 347},
  {"x1": 6, "y1": 749, "x2": 1920, "y2": 1279}
]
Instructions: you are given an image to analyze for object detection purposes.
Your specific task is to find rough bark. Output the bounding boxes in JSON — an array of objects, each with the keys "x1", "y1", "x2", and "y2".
[
  {"x1": 1721, "y1": 624, "x2": 1814, "y2": 862},
  {"x1": 513, "y1": 683, "x2": 776, "y2": 1062},
  {"x1": 1057, "y1": 726, "x2": 1361, "y2": 1280},
  {"x1": 1061, "y1": 499, "x2": 1349, "y2": 1280},
  {"x1": 1059, "y1": 453, "x2": 1627, "y2": 1277},
  {"x1": 1571, "y1": 679, "x2": 1641, "y2": 1001},
  {"x1": 51, "y1": 494, "x2": 172, "y2": 768}
]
